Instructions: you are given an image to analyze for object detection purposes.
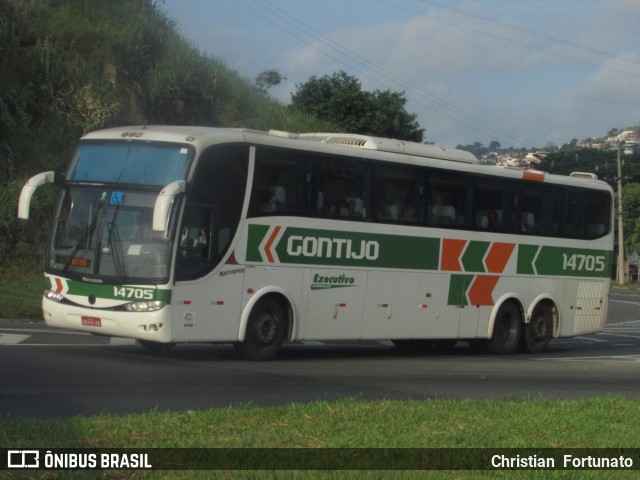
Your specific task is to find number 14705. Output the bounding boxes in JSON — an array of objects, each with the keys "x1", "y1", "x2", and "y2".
[
  {"x1": 562, "y1": 253, "x2": 606, "y2": 272},
  {"x1": 113, "y1": 287, "x2": 154, "y2": 300}
]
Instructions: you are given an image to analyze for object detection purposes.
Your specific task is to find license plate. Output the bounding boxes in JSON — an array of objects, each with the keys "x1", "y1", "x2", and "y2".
[{"x1": 81, "y1": 316, "x2": 101, "y2": 327}]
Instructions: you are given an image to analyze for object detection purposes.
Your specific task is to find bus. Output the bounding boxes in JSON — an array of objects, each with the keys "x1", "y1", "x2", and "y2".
[{"x1": 18, "y1": 126, "x2": 614, "y2": 360}]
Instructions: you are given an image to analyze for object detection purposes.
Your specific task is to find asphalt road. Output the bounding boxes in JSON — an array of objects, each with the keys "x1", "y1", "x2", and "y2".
[{"x1": 1, "y1": 290, "x2": 639, "y2": 418}]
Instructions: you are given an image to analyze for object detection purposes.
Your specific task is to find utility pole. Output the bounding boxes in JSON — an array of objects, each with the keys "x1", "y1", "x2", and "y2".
[{"x1": 617, "y1": 137, "x2": 625, "y2": 285}]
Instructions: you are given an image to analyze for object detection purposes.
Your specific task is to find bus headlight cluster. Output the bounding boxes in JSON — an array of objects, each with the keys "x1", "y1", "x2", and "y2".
[
  {"x1": 44, "y1": 289, "x2": 65, "y2": 303},
  {"x1": 124, "y1": 301, "x2": 166, "y2": 312}
]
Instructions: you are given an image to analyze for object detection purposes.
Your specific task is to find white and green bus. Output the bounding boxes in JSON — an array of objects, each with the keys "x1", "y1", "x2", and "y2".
[{"x1": 18, "y1": 126, "x2": 614, "y2": 359}]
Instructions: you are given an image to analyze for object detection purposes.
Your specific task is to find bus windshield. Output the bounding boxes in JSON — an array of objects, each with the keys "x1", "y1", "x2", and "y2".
[
  {"x1": 48, "y1": 187, "x2": 179, "y2": 283},
  {"x1": 45, "y1": 141, "x2": 193, "y2": 283},
  {"x1": 70, "y1": 142, "x2": 191, "y2": 185}
]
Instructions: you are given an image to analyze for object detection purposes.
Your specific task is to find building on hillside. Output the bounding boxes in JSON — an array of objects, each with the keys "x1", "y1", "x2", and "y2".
[{"x1": 524, "y1": 152, "x2": 547, "y2": 167}]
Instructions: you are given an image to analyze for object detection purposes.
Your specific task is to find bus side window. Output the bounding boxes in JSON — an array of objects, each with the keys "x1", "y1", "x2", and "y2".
[
  {"x1": 474, "y1": 180, "x2": 508, "y2": 231},
  {"x1": 518, "y1": 185, "x2": 560, "y2": 236},
  {"x1": 175, "y1": 145, "x2": 248, "y2": 281},
  {"x1": 562, "y1": 189, "x2": 610, "y2": 239},
  {"x1": 584, "y1": 190, "x2": 611, "y2": 239},
  {"x1": 257, "y1": 186, "x2": 286, "y2": 213},
  {"x1": 563, "y1": 190, "x2": 584, "y2": 237},
  {"x1": 179, "y1": 206, "x2": 213, "y2": 261},
  {"x1": 372, "y1": 163, "x2": 423, "y2": 224},
  {"x1": 314, "y1": 155, "x2": 369, "y2": 220},
  {"x1": 250, "y1": 148, "x2": 310, "y2": 217},
  {"x1": 427, "y1": 172, "x2": 469, "y2": 228}
]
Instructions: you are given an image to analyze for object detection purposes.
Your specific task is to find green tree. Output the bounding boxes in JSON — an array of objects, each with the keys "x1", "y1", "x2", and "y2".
[
  {"x1": 255, "y1": 69, "x2": 286, "y2": 95},
  {"x1": 623, "y1": 182, "x2": 640, "y2": 255},
  {"x1": 488, "y1": 140, "x2": 501, "y2": 151},
  {"x1": 290, "y1": 71, "x2": 424, "y2": 142},
  {"x1": 456, "y1": 142, "x2": 486, "y2": 158}
]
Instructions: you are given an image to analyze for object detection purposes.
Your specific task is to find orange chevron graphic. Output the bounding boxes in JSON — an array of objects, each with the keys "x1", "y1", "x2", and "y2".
[
  {"x1": 484, "y1": 242, "x2": 515, "y2": 273},
  {"x1": 441, "y1": 238, "x2": 466, "y2": 271},
  {"x1": 264, "y1": 226, "x2": 282, "y2": 263},
  {"x1": 468, "y1": 275, "x2": 500, "y2": 306}
]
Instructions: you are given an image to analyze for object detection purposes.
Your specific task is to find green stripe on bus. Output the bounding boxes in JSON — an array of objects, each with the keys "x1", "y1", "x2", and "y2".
[
  {"x1": 461, "y1": 241, "x2": 490, "y2": 273},
  {"x1": 247, "y1": 224, "x2": 270, "y2": 262},
  {"x1": 47, "y1": 277, "x2": 172, "y2": 303},
  {"x1": 280, "y1": 227, "x2": 440, "y2": 269},
  {"x1": 248, "y1": 224, "x2": 442, "y2": 269},
  {"x1": 517, "y1": 244, "x2": 539, "y2": 275},
  {"x1": 448, "y1": 274, "x2": 474, "y2": 306},
  {"x1": 247, "y1": 224, "x2": 612, "y2": 278},
  {"x1": 516, "y1": 245, "x2": 612, "y2": 278}
]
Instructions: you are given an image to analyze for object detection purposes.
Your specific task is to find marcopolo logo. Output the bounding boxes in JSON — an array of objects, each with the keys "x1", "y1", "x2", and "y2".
[{"x1": 311, "y1": 273, "x2": 357, "y2": 290}]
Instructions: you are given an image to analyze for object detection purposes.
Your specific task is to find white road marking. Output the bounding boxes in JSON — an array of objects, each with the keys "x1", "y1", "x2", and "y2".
[
  {"x1": 570, "y1": 335, "x2": 607, "y2": 343},
  {"x1": 605, "y1": 319, "x2": 640, "y2": 326},
  {"x1": 0, "y1": 334, "x2": 30, "y2": 344},
  {"x1": 610, "y1": 299, "x2": 640, "y2": 306},
  {"x1": 0, "y1": 327, "x2": 90, "y2": 336},
  {"x1": 597, "y1": 332, "x2": 640, "y2": 340}
]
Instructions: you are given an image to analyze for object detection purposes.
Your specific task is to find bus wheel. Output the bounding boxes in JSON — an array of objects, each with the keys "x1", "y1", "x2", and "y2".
[
  {"x1": 237, "y1": 297, "x2": 286, "y2": 361},
  {"x1": 488, "y1": 302, "x2": 521, "y2": 355},
  {"x1": 521, "y1": 304, "x2": 553, "y2": 353}
]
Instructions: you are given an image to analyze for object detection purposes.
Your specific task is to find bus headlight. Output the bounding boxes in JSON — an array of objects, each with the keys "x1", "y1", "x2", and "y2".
[
  {"x1": 44, "y1": 289, "x2": 65, "y2": 303},
  {"x1": 124, "y1": 300, "x2": 166, "y2": 312}
]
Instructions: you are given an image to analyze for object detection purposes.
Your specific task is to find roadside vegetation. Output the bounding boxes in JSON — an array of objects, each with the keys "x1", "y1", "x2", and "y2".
[
  {"x1": 0, "y1": 263, "x2": 42, "y2": 320},
  {"x1": 0, "y1": 0, "x2": 336, "y2": 279}
]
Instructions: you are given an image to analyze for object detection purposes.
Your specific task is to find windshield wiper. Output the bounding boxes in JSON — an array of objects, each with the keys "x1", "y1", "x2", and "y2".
[
  {"x1": 107, "y1": 222, "x2": 127, "y2": 281},
  {"x1": 62, "y1": 198, "x2": 104, "y2": 275},
  {"x1": 107, "y1": 203, "x2": 127, "y2": 282}
]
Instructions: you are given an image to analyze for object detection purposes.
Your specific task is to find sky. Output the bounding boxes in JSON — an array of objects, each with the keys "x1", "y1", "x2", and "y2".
[{"x1": 159, "y1": 0, "x2": 640, "y2": 149}]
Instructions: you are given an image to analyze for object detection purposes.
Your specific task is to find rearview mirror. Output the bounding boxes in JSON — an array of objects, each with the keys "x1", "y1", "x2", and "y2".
[
  {"x1": 153, "y1": 180, "x2": 186, "y2": 233},
  {"x1": 17, "y1": 171, "x2": 55, "y2": 220}
]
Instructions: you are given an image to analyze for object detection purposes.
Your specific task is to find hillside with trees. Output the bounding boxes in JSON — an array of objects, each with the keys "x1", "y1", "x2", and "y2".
[{"x1": 0, "y1": 0, "x2": 338, "y2": 264}]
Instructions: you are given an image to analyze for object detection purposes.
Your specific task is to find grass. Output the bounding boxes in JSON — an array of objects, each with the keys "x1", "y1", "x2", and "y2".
[
  {"x1": 0, "y1": 263, "x2": 43, "y2": 320},
  {"x1": 4, "y1": 396, "x2": 638, "y2": 448},
  {"x1": 1, "y1": 397, "x2": 639, "y2": 478}
]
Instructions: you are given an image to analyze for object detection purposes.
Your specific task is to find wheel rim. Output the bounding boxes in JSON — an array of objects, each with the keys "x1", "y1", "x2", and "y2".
[
  {"x1": 255, "y1": 312, "x2": 277, "y2": 345},
  {"x1": 530, "y1": 312, "x2": 549, "y2": 341},
  {"x1": 498, "y1": 311, "x2": 517, "y2": 342}
]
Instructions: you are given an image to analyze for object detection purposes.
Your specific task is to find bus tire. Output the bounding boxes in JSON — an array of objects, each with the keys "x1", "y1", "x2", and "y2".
[
  {"x1": 521, "y1": 303, "x2": 553, "y2": 353},
  {"x1": 237, "y1": 296, "x2": 286, "y2": 361},
  {"x1": 487, "y1": 302, "x2": 522, "y2": 355}
]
